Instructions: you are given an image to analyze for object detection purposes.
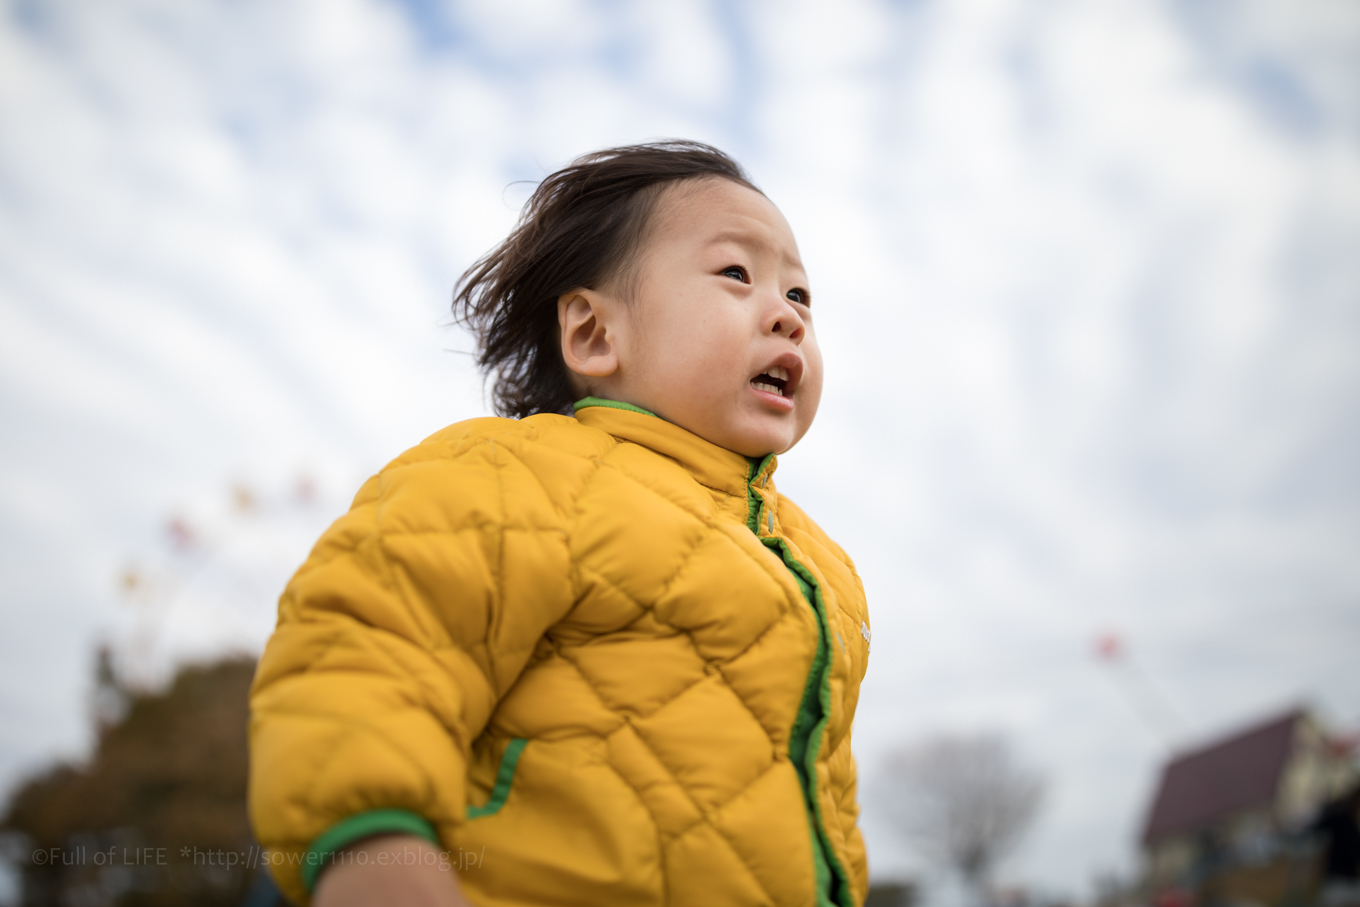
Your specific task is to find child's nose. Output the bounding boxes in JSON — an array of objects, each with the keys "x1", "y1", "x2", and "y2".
[{"x1": 767, "y1": 298, "x2": 805, "y2": 341}]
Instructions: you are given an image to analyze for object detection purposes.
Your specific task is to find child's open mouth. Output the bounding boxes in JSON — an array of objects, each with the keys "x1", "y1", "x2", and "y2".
[{"x1": 751, "y1": 366, "x2": 791, "y2": 398}]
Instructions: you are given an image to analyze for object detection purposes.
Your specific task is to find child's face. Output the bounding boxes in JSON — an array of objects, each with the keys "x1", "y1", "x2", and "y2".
[{"x1": 565, "y1": 179, "x2": 822, "y2": 457}]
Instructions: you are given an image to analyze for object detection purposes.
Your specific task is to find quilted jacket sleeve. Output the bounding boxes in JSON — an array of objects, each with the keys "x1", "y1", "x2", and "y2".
[{"x1": 248, "y1": 434, "x2": 576, "y2": 904}]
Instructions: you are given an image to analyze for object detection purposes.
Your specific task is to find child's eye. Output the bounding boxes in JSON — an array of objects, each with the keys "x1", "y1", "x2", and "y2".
[
  {"x1": 787, "y1": 287, "x2": 810, "y2": 306},
  {"x1": 721, "y1": 266, "x2": 749, "y2": 283}
]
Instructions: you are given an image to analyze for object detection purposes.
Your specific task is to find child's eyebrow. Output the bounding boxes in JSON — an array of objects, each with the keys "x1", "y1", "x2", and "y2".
[{"x1": 702, "y1": 229, "x2": 806, "y2": 272}]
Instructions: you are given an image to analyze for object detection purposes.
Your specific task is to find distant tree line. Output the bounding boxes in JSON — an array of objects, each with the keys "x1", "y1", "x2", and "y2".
[{"x1": 1, "y1": 653, "x2": 273, "y2": 907}]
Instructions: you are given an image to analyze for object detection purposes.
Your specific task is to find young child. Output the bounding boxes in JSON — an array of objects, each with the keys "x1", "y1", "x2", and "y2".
[{"x1": 249, "y1": 142, "x2": 871, "y2": 907}]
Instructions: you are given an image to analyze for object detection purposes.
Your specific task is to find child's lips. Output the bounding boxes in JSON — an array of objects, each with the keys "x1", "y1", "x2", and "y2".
[
  {"x1": 750, "y1": 367, "x2": 790, "y2": 396},
  {"x1": 749, "y1": 354, "x2": 803, "y2": 402},
  {"x1": 749, "y1": 383, "x2": 796, "y2": 412}
]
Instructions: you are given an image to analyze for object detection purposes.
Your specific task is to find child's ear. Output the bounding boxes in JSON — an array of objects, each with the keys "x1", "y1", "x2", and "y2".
[{"x1": 558, "y1": 290, "x2": 620, "y2": 379}]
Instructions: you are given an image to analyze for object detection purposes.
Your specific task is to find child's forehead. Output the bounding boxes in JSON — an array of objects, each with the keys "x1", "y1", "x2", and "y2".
[{"x1": 651, "y1": 179, "x2": 803, "y2": 264}]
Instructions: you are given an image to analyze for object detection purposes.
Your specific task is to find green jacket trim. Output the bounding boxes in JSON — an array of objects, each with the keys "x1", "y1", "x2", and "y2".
[
  {"x1": 467, "y1": 738, "x2": 528, "y2": 819},
  {"x1": 573, "y1": 396, "x2": 658, "y2": 418},
  {"x1": 745, "y1": 457, "x2": 853, "y2": 907},
  {"x1": 301, "y1": 808, "x2": 439, "y2": 892},
  {"x1": 772, "y1": 541, "x2": 853, "y2": 907},
  {"x1": 745, "y1": 454, "x2": 776, "y2": 533}
]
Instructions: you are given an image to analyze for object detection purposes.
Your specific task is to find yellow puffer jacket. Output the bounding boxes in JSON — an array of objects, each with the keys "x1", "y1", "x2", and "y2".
[{"x1": 249, "y1": 401, "x2": 871, "y2": 906}]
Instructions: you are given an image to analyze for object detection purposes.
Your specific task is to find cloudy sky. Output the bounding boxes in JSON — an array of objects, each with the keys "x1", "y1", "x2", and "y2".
[{"x1": 2, "y1": 0, "x2": 1359, "y2": 899}]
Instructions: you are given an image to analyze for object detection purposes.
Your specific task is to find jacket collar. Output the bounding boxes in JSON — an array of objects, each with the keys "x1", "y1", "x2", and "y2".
[{"x1": 573, "y1": 398, "x2": 777, "y2": 501}]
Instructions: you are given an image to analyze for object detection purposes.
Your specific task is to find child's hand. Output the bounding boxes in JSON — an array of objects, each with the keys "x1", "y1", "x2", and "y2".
[{"x1": 312, "y1": 834, "x2": 473, "y2": 907}]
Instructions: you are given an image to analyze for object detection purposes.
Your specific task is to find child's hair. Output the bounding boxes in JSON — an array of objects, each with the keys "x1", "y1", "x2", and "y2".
[{"x1": 453, "y1": 140, "x2": 761, "y2": 419}]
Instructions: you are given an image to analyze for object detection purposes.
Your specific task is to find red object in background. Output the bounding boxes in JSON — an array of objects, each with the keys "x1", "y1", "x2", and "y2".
[
  {"x1": 1153, "y1": 889, "x2": 1192, "y2": 907},
  {"x1": 1328, "y1": 732, "x2": 1360, "y2": 758},
  {"x1": 1096, "y1": 632, "x2": 1123, "y2": 661},
  {"x1": 166, "y1": 517, "x2": 196, "y2": 551}
]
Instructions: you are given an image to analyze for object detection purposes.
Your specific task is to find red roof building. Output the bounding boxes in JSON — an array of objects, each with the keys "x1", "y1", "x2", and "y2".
[{"x1": 1141, "y1": 708, "x2": 1356, "y2": 896}]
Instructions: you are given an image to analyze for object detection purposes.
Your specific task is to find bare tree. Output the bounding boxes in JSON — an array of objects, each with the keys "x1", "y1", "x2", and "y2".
[{"x1": 881, "y1": 733, "x2": 1045, "y2": 904}]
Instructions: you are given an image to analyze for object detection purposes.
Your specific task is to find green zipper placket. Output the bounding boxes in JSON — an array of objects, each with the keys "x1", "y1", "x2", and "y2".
[{"x1": 746, "y1": 457, "x2": 853, "y2": 907}]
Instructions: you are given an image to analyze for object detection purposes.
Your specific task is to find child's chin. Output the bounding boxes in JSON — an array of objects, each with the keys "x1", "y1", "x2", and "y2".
[
  {"x1": 677, "y1": 403, "x2": 797, "y2": 456},
  {"x1": 726, "y1": 418, "x2": 798, "y2": 458}
]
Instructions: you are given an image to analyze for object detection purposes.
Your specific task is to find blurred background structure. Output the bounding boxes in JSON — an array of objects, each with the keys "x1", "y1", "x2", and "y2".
[
  {"x1": 2, "y1": 655, "x2": 261, "y2": 906},
  {"x1": 1, "y1": 0, "x2": 1359, "y2": 904},
  {"x1": 1137, "y1": 709, "x2": 1356, "y2": 907}
]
